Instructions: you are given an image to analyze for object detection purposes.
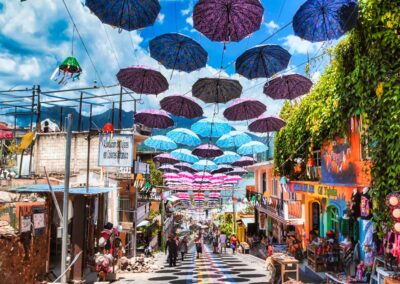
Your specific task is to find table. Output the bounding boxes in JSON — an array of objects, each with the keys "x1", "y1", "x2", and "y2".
[
  {"x1": 325, "y1": 272, "x2": 356, "y2": 283},
  {"x1": 272, "y1": 254, "x2": 299, "y2": 282}
]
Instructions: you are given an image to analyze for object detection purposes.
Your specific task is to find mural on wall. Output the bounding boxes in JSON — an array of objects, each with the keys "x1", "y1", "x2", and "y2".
[{"x1": 321, "y1": 136, "x2": 356, "y2": 185}]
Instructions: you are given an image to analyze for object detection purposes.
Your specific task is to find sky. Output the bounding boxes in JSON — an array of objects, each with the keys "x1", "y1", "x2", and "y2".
[{"x1": 0, "y1": 0, "x2": 334, "y2": 129}]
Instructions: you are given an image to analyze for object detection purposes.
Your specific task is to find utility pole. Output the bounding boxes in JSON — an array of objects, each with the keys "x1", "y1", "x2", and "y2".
[
  {"x1": 131, "y1": 100, "x2": 138, "y2": 260},
  {"x1": 61, "y1": 114, "x2": 73, "y2": 283}
]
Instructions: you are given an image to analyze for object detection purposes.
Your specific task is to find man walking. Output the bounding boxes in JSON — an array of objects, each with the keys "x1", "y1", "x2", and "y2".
[
  {"x1": 219, "y1": 232, "x2": 227, "y2": 254},
  {"x1": 166, "y1": 235, "x2": 178, "y2": 267}
]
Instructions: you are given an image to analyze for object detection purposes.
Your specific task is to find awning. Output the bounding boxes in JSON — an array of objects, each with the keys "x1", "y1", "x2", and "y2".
[
  {"x1": 10, "y1": 184, "x2": 113, "y2": 195},
  {"x1": 240, "y1": 217, "x2": 254, "y2": 227},
  {"x1": 167, "y1": 196, "x2": 180, "y2": 202}
]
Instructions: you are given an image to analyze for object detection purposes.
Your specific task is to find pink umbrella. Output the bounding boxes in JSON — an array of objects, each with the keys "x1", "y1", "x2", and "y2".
[
  {"x1": 211, "y1": 173, "x2": 227, "y2": 180},
  {"x1": 194, "y1": 172, "x2": 213, "y2": 179},
  {"x1": 225, "y1": 175, "x2": 243, "y2": 182},
  {"x1": 211, "y1": 179, "x2": 224, "y2": 185},
  {"x1": 180, "y1": 177, "x2": 193, "y2": 184},
  {"x1": 178, "y1": 192, "x2": 190, "y2": 199},
  {"x1": 163, "y1": 173, "x2": 179, "y2": 179},
  {"x1": 179, "y1": 172, "x2": 194, "y2": 179},
  {"x1": 209, "y1": 192, "x2": 221, "y2": 198}
]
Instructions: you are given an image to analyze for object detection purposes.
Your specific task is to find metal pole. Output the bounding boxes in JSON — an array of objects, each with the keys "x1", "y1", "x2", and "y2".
[
  {"x1": 86, "y1": 104, "x2": 92, "y2": 193},
  {"x1": 59, "y1": 107, "x2": 64, "y2": 131},
  {"x1": 61, "y1": 113, "x2": 73, "y2": 284},
  {"x1": 30, "y1": 86, "x2": 35, "y2": 131},
  {"x1": 132, "y1": 178, "x2": 138, "y2": 260},
  {"x1": 111, "y1": 102, "x2": 115, "y2": 126},
  {"x1": 233, "y1": 186, "x2": 236, "y2": 234},
  {"x1": 36, "y1": 85, "x2": 41, "y2": 132},
  {"x1": 78, "y1": 92, "x2": 83, "y2": 132},
  {"x1": 160, "y1": 188, "x2": 165, "y2": 252},
  {"x1": 118, "y1": 86, "x2": 123, "y2": 130}
]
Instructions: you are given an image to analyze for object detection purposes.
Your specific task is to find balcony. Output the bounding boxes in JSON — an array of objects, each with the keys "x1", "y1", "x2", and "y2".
[
  {"x1": 119, "y1": 199, "x2": 151, "y2": 231},
  {"x1": 257, "y1": 195, "x2": 304, "y2": 225}
]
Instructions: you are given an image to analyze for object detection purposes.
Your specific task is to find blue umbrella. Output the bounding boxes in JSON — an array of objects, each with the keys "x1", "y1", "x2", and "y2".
[
  {"x1": 235, "y1": 45, "x2": 291, "y2": 79},
  {"x1": 216, "y1": 131, "x2": 252, "y2": 148},
  {"x1": 171, "y1": 149, "x2": 200, "y2": 164},
  {"x1": 213, "y1": 151, "x2": 241, "y2": 164},
  {"x1": 150, "y1": 33, "x2": 208, "y2": 75},
  {"x1": 191, "y1": 118, "x2": 231, "y2": 138},
  {"x1": 293, "y1": 0, "x2": 358, "y2": 42},
  {"x1": 166, "y1": 128, "x2": 201, "y2": 147},
  {"x1": 86, "y1": 0, "x2": 160, "y2": 32},
  {"x1": 144, "y1": 135, "x2": 177, "y2": 151},
  {"x1": 192, "y1": 160, "x2": 218, "y2": 172},
  {"x1": 237, "y1": 141, "x2": 268, "y2": 155}
]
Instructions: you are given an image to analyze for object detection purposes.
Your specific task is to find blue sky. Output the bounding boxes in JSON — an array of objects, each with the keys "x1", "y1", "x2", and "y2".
[{"x1": 0, "y1": 0, "x2": 334, "y2": 128}]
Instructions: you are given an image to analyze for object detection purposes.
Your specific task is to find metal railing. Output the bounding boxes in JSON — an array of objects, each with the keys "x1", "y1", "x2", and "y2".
[
  {"x1": 256, "y1": 195, "x2": 303, "y2": 220},
  {"x1": 118, "y1": 199, "x2": 150, "y2": 223}
]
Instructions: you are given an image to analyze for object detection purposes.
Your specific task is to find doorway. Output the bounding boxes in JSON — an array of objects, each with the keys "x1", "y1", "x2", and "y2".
[
  {"x1": 310, "y1": 202, "x2": 321, "y2": 237},
  {"x1": 326, "y1": 205, "x2": 339, "y2": 239}
]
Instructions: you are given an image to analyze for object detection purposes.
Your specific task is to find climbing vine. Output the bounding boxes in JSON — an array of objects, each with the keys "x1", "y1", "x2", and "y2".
[{"x1": 274, "y1": 0, "x2": 400, "y2": 237}]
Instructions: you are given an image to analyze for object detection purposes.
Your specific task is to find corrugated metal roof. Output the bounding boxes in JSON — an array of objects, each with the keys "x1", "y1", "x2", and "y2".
[{"x1": 10, "y1": 184, "x2": 113, "y2": 195}]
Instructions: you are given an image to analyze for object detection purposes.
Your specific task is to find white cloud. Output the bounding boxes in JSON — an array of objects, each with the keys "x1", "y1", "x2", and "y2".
[
  {"x1": 311, "y1": 71, "x2": 321, "y2": 83},
  {"x1": 264, "y1": 21, "x2": 279, "y2": 34},
  {"x1": 282, "y1": 35, "x2": 323, "y2": 55},
  {"x1": 157, "y1": 13, "x2": 165, "y2": 24},
  {"x1": 181, "y1": 8, "x2": 191, "y2": 16},
  {"x1": 18, "y1": 58, "x2": 40, "y2": 80},
  {"x1": 0, "y1": 56, "x2": 17, "y2": 73},
  {"x1": 186, "y1": 16, "x2": 193, "y2": 27}
]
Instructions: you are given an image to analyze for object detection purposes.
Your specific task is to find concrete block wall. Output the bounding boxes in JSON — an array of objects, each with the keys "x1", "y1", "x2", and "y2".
[{"x1": 33, "y1": 132, "x2": 101, "y2": 175}]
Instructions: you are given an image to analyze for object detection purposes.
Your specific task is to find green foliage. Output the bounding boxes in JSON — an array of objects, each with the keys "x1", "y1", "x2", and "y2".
[
  {"x1": 148, "y1": 160, "x2": 163, "y2": 187},
  {"x1": 274, "y1": 0, "x2": 400, "y2": 237}
]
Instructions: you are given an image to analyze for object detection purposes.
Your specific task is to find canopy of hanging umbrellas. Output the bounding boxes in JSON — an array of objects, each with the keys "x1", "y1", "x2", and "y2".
[{"x1": 83, "y1": 0, "x2": 359, "y2": 211}]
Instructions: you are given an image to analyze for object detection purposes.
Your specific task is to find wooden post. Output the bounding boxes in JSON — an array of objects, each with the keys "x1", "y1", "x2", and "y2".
[{"x1": 71, "y1": 195, "x2": 85, "y2": 281}]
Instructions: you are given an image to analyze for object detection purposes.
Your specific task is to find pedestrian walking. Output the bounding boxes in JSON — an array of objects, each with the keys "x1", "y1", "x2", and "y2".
[
  {"x1": 265, "y1": 256, "x2": 276, "y2": 283},
  {"x1": 195, "y1": 235, "x2": 203, "y2": 259},
  {"x1": 213, "y1": 232, "x2": 219, "y2": 253},
  {"x1": 166, "y1": 235, "x2": 178, "y2": 267},
  {"x1": 219, "y1": 232, "x2": 227, "y2": 254},
  {"x1": 230, "y1": 234, "x2": 238, "y2": 254},
  {"x1": 179, "y1": 236, "x2": 188, "y2": 261}
]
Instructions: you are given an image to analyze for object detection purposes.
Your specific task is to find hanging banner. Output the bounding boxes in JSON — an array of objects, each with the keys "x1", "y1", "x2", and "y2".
[{"x1": 98, "y1": 134, "x2": 133, "y2": 168}]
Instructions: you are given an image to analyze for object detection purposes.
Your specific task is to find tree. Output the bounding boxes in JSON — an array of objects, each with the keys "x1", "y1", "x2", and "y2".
[{"x1": 148, "y1": 160, "x2": 163, "y2": 187}]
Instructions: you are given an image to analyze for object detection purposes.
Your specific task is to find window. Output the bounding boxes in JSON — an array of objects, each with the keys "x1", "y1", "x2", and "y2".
[
  {"x1": 313, "y1": 150, "x2": 322, "y2": 167},
  {"x1": 272, "y1": 178, "x2": 278, "y2": 197},
  {"x1": 262, "y1": 172, "x2": 267, "y2": 193}
]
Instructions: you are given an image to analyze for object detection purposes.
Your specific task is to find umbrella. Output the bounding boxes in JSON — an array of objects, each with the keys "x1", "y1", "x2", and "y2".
[
  {"x1": 223, "y1": 98, "x2": 266, "y2": 121},
  {"x1": 193, "y1": 0, "x2": 264, "y2": 42},
  {"x1": 192, "y1": 160, "x2": 218, "y2": 172},
  {"x1": 226, "y1": 167, "x2": 248, "y2": 176},
  {"x1": 248, "y1": 116, "x2": 286, "y2": 132},
  {"x1": 194, "y1": 172, "x2": 213, "y2": 179},
  {"x1": 211, "y1": 173, "x2": 227, "y2": 180},
  {"x1": 163, "y1": 173, "x2": 179, "y2": 179},
  {"x1": 175, "y1": 162, "x2": 194, "y2": 172},
  {"x1": 86, "y1": 0, "x2": 160, "y2": 32},
  {"x1": 159, "y1": 165, "x2": 179, "y2": 173},
  {"x1": 192, "y1": 144, "x2": 223, "y2": 159},
  {"x1": 0, "y1": 124, "x2": 13, "y2": 140},
  {"x1": 154, "y1": 153, "x2": 179, "y2": 164},
  {"x1": 117, "y1": 66, "x2": 168, "y2": 95},
  {"x1": 144, "y1": 135, "x2": 177, "y2": 151},
  {"x1": 237, "y1": 141, "x2": 268, "y2": 155},
  {"x1": 192, "y1": 78, "x2": 242, "y2": 104},
  {"x1": 213, "y1": 151, "x2": 241, "y2": 164},
  {"x1": 171, "y1": 149, "x2": 200, "y2": 163},
  {"x1": 225, "y1": 175, "x2": 243, "y2": 182},
  {"x1": 193, "y1": 178, "x2": 210, "y2": 184},
  {"x1": 209, "y1": 192, "x2": 221, "y2": 198},
  {"x1": 264, "y1": 74, "x2": 313, "y2": 100},
  {"x1": 191, "y1": 118, "x2": 231, "y2": 138},
  {"x1": 216, "y1": 131, "x2": 252, "y2": 148},
  {"x1": 149, "y1": 33, "x2": 208, "y2": 74},
  {"x1": 135, "y1": 109, "x2": 173, "y2": 129},
  {"x1": 178, "y1": 192, "x2": 190, "y2": 199},
  {"x1": 232, "y1": 156, "x2": 256, "y2": 167},
  {"x1": 160, "y1": 95, "x2": 203, "y2": 119},
  {"x1": 211, "y1": 164, "x2": 234, "y2": 174},
  {"x1": 166, "y1": 128, "x2": 201, "y2": 147},
  {"x1": 236, "y1": 45, "x2": 291, "y2": 79},
  {"x1": 179, "y1": 172, "x2": 195, "y2": 179},
  {"x1": 293, "y1": 0, "x2": 359, "y2": 42}
]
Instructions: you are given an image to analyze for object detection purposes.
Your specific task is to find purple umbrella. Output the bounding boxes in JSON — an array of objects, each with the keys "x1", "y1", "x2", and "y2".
[
  {"x1": 153, "y1": 153, "x2": 179, "y2": 164},
  {"x1": 134, "y1": 109, "x2": 174, "y2": 129},
  {"x1": 232, "y1": 156, "x2": 256, "y2": 167},
  {"x1": 211, "y1": 164, "x2": 233, "y2": 174},
  {"x1": 192, "y1": 78, "x2": 242, "y2": 104},
  {"x1": 117, "y1": 66, "x2": 168, "y2": 95},
  {"x1": 226, "y1": 167, "x2": 248, "y2": 176},
  {"x1": 248, "y1": 116, "x2": 286, "y2": 132},
  {"x1": 192, "y1": 144, "x2": 223, "y2": 159},
  {"x1": 264, "y1": 74, "x2": 313, "y2": 100},
  {"x1": 223, "y1": 98, "x2": 266, "y2": 121},
  {"x1": 159, "y1": 164, "x2": 179, "y2": 173},
  {"x1": 193, "y1": 0, "x2": 264, "y2": 42},
  {"x1": 160, "y1": 95, "x2": 203, "y2": 118},
  {"x1": 174, "y1": 162, "x2": 194, "y2": 172}
]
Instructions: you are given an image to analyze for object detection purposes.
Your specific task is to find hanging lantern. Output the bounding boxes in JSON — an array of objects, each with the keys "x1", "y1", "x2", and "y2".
[
  {"x1": 103, "y1": 123, "x2": 114, "y2": 134},
  {"x1": 50, "y1": 56, "x2": 82, "y2": 85}
]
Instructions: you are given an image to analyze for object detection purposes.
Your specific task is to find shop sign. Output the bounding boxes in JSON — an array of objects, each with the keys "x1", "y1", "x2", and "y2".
[
  {"x1": 259, "y1": 213, "x2": 266, "y2": 230},
  {"x1": 20, "y1": 216, "x2": 31, "y2": 232},
  {"x1": 316, "y1": 185, "x2": 338, "y2": 197},
  {"x1": 292, "y1": 183, "x2": 315, "y2": 193},
  {"x1": 98, "y1": 134, "x2": 133, "y2": 168},
  {"x1": 32, "y1": 207, "x2": 45, "y2": 236}
]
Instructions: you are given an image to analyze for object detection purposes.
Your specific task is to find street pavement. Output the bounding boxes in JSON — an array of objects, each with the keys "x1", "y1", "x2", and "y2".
[{"x1": 114, "y1": 244, "x2": 325, "y2": 284}]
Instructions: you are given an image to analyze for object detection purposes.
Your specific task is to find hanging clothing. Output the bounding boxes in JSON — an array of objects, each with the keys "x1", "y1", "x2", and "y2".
[
  {"x1": 360, "y1": 192, "x2": 372, "y2": 220},
  {"x1": 351, "y1": 192, "x2": 361, "y2": 218}
]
